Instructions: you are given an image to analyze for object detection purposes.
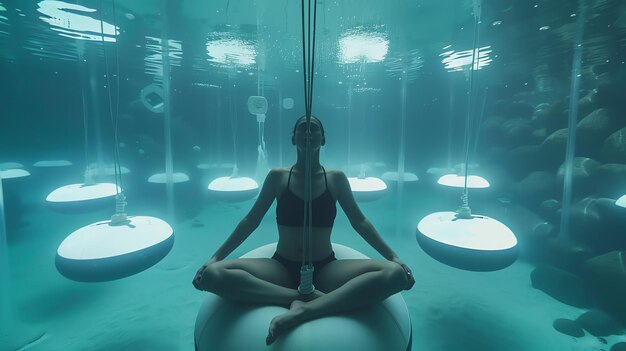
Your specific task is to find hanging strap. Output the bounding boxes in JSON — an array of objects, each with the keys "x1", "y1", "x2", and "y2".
[
  {"x1": 298, "y1": 0, "x2": 319, "y2": 295},
  {"x1": 100, "y1": 0, "x2": 129, "y2": 226},
  {"x1": 456, "y1": 0, "x2": 482, "y2": 220}
]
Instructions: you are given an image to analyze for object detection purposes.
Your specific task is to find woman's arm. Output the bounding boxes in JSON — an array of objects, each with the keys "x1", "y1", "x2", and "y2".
[
  {"x1": 334, "y1": 171, "x2": 398, "y2": 260},
  {"x1": 208, "y1": 169, "x2": 279, "y2": 261},
  {"x1": 334, "y1": 170, "x2": 415, "y2": 289}
]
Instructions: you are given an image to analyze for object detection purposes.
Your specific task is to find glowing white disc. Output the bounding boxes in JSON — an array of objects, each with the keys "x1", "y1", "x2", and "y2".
[
  {"x1": 56, "y1": 215, "x2": 174, "y2": 282},
  {"x1": 46, "y1": 183, "x2": 120, "y2": 203},
  {"x1": 148, "y1": 172, "x2": 190, "y2": 184},
  {"x1": 416, "y1": 211, "x2": 518, "y2": 271},
  {"x1": 348, "y1": 177, "x2": 387, "y2": 192},
  {"x1": 426, "y1": 167, "x2": 455, "y2": 176},
  {"x1": 34, "y1": 160, "x2": 73, "y2": 167},
  {"x1": 418, "y1": 211, "x2": 517, "y2": 250},
  {"x1": 0, "y1": 169, "x2": 31, "y2": 179},
  {"x1": 0, "y1": 162, "x2": 24, "y2": 169},
  {"x1": 208, "y1": 176, "x2": 259, "y2": 202},
  {"x1": 381, "y1": 172, "x2": 418, "y2": 182},
  {"x1": 437, "y1": 174, "x2": 490, "y2": 188},
  {"x1": 348, "y1": 177, "x2": 388, "y2": 202},
  {"x1": 197, "y1": 163, "x2": 234, "y2": 170},
  {"x1": 616, "y1": 195, "x2": 626, "y2": 208},
  {"x1": 89, "y1": 164, "x2": 131, "y2": 176},
  {"x1": 208, "y1": 176, "x2": 258, "y2": 192}
]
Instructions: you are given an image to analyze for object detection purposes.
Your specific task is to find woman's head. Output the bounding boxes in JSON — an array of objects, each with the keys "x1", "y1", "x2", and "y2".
[{"x1": 292, "y1": 115, "x2": 325, "y2": 147}]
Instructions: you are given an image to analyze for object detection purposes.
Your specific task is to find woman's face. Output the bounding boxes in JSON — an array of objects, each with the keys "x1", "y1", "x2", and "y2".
[{"x1": 293, "y1": 119, "x2": 324, "y2": 150}]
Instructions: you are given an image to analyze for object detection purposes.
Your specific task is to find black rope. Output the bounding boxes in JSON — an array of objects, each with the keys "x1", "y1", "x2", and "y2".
[
  {"x1": 81, "y1": 89, "x2": 91, "y2": 177},
  {"x1": 461, "y1": 8, "x2": 481, "y2": 200},
  {"x1": 298, "y1": 0, "x2": 318, "y2": 286},
  {"x1": 99, "y1": 0, "x2": 123, "y2": 193}
]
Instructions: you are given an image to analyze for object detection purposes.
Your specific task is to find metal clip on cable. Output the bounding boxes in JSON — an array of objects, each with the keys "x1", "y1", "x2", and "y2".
[{"x1": 298, "y1": 265, "x2": 315, "y2": 294}]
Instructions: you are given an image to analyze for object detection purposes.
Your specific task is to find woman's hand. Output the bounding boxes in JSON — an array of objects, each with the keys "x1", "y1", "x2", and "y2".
[
  {"x1": 192, "y1": 257, "x2": 218, "y2": 291},
  {"x1": 391, "y1": 257, "x2": 415, "y2": 290}
]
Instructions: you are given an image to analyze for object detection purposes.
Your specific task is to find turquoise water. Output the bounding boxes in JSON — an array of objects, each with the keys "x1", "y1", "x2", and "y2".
[
  {"x1": 2, "y1": 183, "x2": 621, "y2": 350},
  {"x1": 2, "y1": 0, "x2": 626, "y2": 350}
]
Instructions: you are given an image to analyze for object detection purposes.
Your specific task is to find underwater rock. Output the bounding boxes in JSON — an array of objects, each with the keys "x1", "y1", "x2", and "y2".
[
  {"x1": 556, "y1": 157, "x2": 600, "y2": 198},
  {"x1": 544, "y1": 102, "x2": 569, "y2": 135},
  {"x1": 532, "y1": 103, "x2": 551, "y2": 127},
  {"x1": 481, "y1": 116, "x2": 507, "y2": 145},
  {"x1": 611, "y1": 342, "x2": 626, "y2": 351},
  {"x1": 493, "y1": 100, "x2": 511, "y2": 116},
  {"x1": 539, "y1": 199, "x2": 561, "y2": 223},
  {"x1": 565, "y1": 197, "x2": 626, "y2": 253},
  {"x1": 577, "y1": 90, "x2": 598, "y2": 119},
  {"x1": 501, "y1": 118, "x2": 534, "y2": 146},
  {"x1": 531, "y1": 128, "x2": 547, "y2": 141},
  {"x1": 544, "y1": 238, "x2": 595, "y2": 275},
  {"x1": 503, "y1": 145, "x2": 546, "y2": 178},
  {"x1": 595, "y1": 81, "x2": 626, "y2": 110},
  {"x1": 531, "y1": 264, "x2": 592, "y2": 308},
  {"x1": 592, "y1": 164, "x2": 626, "y2": 198},
  {"x1": 585, "y1": 251, "x2": 626, "y2": 324},
  {"x1": 499, "y1": 203, "x2": 552, "y2": 261},
  {"x1": 566, "y1": 197, "x2": 602, "y2": 246},
  {"x1": 576, "y1": 309, "x2": 624, "y2": 337},
  {"x1": 511, "y1": 171, "x2": 556, "y2": 208},
  {"x1": 541, "y1": 128, "x2": 569, "y2": 167},
  {"x1": 552, "y1": 318, "x2": 585, "y2": 337},
  {"x1": 603, "y1": 127, "x2": 626, "y2": 163},
  {"x1": 576, "y1": 108, "x2": 623, "y2": 158},
  {"x1": 509, "y1": 101, "x2": 535, "y2": 119}
]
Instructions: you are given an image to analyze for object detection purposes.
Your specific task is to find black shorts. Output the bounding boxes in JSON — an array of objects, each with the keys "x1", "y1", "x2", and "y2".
[{"x1": 271, "y1": 251, "x2": 337, "y2": 289}]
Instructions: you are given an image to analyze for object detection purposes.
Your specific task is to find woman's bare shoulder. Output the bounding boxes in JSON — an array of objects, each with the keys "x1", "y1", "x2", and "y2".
[
  {"x1": 324, "y1": 168, "x2": 349, "y2": 185},
  {"x1": 324, "y1": 168, "x2": 346, "y2": 177},
  {"x1": 266, "y1": 168, "x2": 290, "y2": 182},
  {"x1": 269, "y1": 167, "x2": 291, "y2": 175}
]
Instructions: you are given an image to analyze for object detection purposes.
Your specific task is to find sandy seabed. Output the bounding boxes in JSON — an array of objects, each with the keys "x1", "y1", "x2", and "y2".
[{"x1": 2, "y1": 186, "x2": 625, "y2": 351}]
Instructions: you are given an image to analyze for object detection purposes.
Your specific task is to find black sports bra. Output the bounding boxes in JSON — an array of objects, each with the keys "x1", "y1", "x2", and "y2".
[{"x1": 276, "y1": 166, "x2": 337, "y2": 227}]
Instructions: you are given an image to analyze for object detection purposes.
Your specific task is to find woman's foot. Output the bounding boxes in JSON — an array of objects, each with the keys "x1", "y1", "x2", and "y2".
[
  {"x1": 266, "y1": 300, "x2": 310, "y2": 345},
  {"x1": 300, "y1": 289, "x2": 325, "y2": 302}
]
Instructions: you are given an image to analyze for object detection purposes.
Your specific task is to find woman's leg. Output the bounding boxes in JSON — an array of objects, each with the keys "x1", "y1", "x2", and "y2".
[
  {"x1": 199, "y1": 258, "x2": 324, "y2": 307},
  {"x1": 266, "y1": 259, "x2": 408, "y2": 344}
]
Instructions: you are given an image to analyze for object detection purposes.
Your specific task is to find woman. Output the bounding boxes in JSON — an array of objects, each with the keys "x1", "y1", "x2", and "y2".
[{"x1": 192, "y1": 115, "x2": 415, "y2": 345}]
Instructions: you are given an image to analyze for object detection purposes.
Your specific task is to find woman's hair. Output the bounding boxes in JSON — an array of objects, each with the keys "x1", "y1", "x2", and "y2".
[{"x1": 292, "y1": 115, "x2": 325, "y2": 136}]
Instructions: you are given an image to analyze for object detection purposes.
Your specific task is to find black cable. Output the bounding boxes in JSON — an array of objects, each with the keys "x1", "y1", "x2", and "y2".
[
  {"x1": 99, "y1": 0, "x2": 122, "y2": 193},
  {"x1": 462, "y1": 10, "x2": 481, "y2": 197},
  {"x1": 300, "y1": 0, "x2": 309, "y2": 116}
]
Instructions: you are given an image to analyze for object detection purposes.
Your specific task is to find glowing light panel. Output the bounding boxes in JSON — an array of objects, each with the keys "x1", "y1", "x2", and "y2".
[
  {"x1": 348, "y1": 177, "x2": 387, "y2": 192},
  {"x1": 206, "y1": 36, "x2": 256, "y2": 66},
  {"x1": 616, "y1": 195, "x2": 626, "y2": 208},
  {"x1": 57, "y1": 216, "x2": 172, "y2": 259},
  {"x1": 46, "y1": 183, "x2": 120, "y2": 203},
  {"x1": 339, "y1": 29, "x2": 388, "y2": 63},
  {"x1": 440, "y1": 45, "x2": 492, "y2": 72},
  {"x1": 0, "y1": 169, "x2": 30, "y2": 179},
  {"x1": 0, "y1": 162, "x2": 24, "y2": 169},
  {"x1": 148, "y1": 172, "x2": 190, "y2": 184},
  {"x1": 56, "y1": 216, "x2": 174, "y2": 282},
  {"x1": 208, "y1": 177, "x2": 258, "y2": 192},
  {"x1": 381, "y1": 172, "x2": 418, "y2": 182},
  {"x1": 418, "y1": 211, "x2": 517, "y2": 251},
  {"x1": 437, "y1": 174, "x2": 490, "y2": 188},
  {"x1": 37, "y1": 1, "x2": 118, "y2": 41},
  {"x1": 34, "y1": 160, "x2": 72, "y2": 167}
]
